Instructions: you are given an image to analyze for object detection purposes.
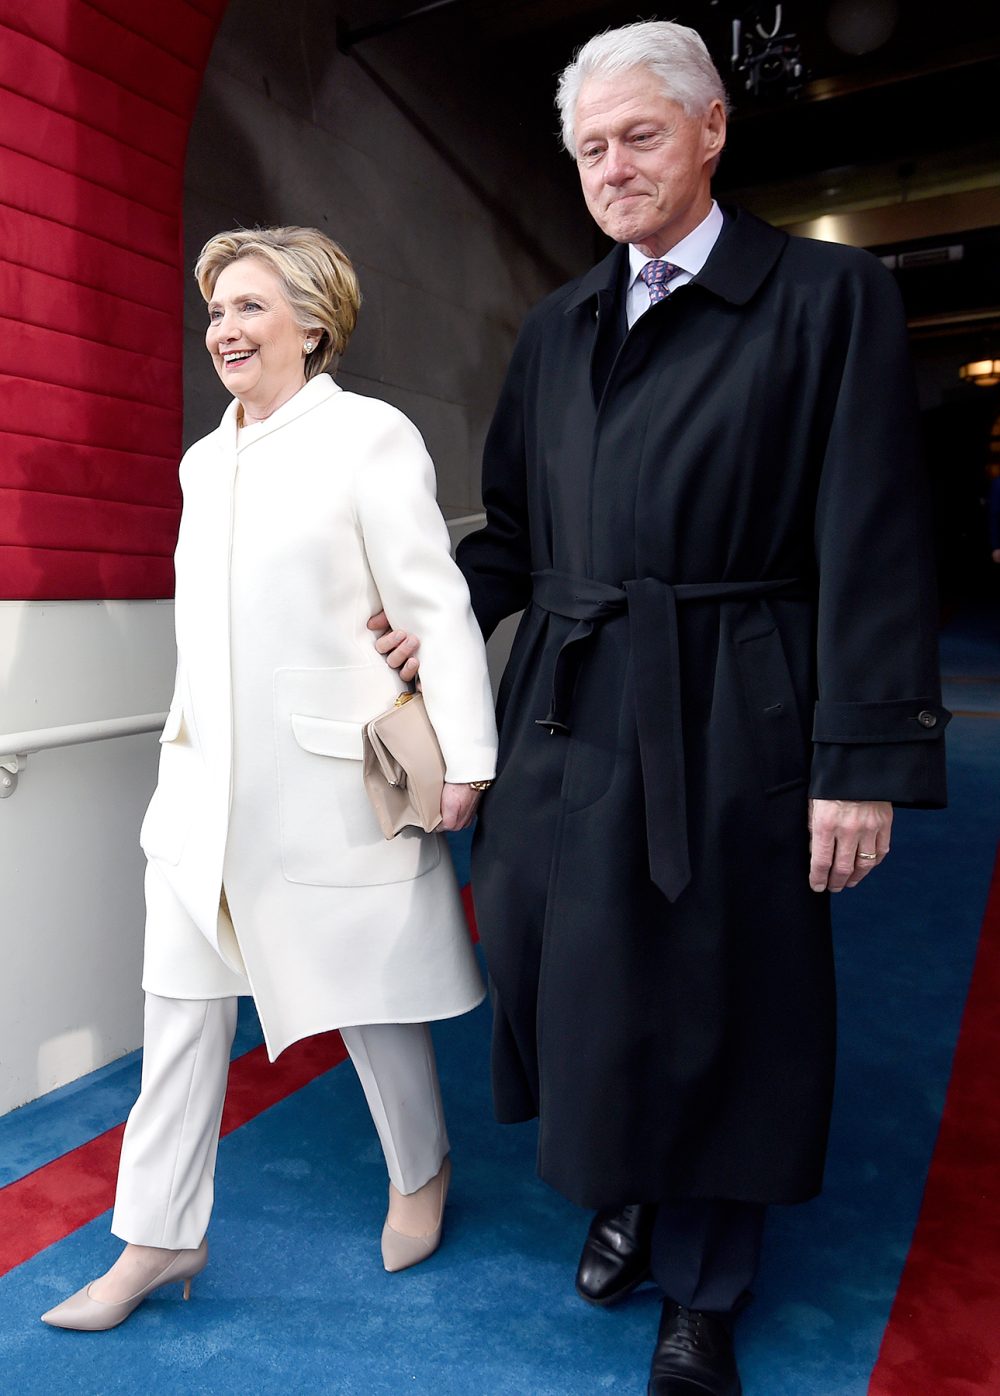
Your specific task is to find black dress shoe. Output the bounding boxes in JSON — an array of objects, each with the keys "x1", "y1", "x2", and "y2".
[
  {"x1": 575, "y1": 1203, "x2": 656, "y2": 1307},
  {"x1": 646, "y1": 1301, "x2": 741, "y2": 1396}
]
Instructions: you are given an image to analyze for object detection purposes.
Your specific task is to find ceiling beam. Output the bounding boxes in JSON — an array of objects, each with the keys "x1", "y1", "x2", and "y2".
[
  {"x1": 338, "y1": 0, "x2": 471, "y2": 51},
  {"x1": 734, "y1": 38, "x2": 1000, "y2": 118},
  {"x1": 784, "y1": 187, "x2": 1000, "y2": 248}
]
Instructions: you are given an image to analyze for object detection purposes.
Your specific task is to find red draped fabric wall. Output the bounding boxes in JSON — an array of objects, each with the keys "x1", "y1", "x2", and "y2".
[{"x1": 0, "y1": 0, "x2": 229, "y2": 600}]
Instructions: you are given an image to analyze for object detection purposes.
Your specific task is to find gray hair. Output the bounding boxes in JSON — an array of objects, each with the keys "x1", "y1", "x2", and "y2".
[{"x1": 556, "y1": 20, "x2": 729, "y2": 157}]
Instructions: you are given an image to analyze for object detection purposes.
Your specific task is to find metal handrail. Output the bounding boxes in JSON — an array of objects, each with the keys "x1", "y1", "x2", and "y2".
[
  {"x1": 0, "y1": 712, "x2": 167, "y2": 799},
  {"x1": 1, "y1": 516, "x2": 486, "y2": 798}
]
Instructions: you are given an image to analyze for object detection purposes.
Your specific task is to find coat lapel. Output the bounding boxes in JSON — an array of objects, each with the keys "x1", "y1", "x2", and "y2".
[
  {"x1": 562, "y1": 205, "x2": 788, "y2": 316},
  {"x1": 691, "y1": 206, "x2": 787, "y2": 305},
  {"x1": 562, "y1": 244, "x2": 631, "y2": 409},
  {"x1": 231, "y1": 373, "x2": 342, "y2": 451},
  {"x1": 559, "y1": 209, "x2": 788, "y2": 411}
]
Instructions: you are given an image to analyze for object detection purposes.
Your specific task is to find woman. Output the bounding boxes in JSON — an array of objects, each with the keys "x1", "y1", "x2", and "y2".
[{"x1": 41, "y1": 227, "x2": 498, "y2": 1330}]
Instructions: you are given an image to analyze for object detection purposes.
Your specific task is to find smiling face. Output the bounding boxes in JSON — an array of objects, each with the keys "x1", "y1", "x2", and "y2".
[
  {"x1": 205, "y1": 257, "x2": 315, "y2": 417},
  {"x1": 573, "y1": 68, "x2": 726, "y2": 257}
]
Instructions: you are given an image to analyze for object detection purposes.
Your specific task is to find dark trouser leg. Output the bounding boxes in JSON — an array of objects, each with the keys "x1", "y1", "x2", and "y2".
[{"x1": 650, "y1": 1199, "x2": 765, "y2": 1315}]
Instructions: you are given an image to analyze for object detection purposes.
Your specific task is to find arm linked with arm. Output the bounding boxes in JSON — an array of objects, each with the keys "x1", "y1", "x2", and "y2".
[{"x1": 354, "y1": 407, "x2": 497, "y2": 787}]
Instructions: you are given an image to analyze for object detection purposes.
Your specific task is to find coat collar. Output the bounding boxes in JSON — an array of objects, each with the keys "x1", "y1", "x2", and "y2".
[
  {"x1": 220, "y1": 372, "x2": 342, "y2": 450},
  {"x1": 562, "y1": 206, "x2": 787, "y2": 315}
]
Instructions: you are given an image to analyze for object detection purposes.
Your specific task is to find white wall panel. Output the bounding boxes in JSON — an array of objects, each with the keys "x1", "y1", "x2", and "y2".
[{"x1": 0, "y1": 601, "x2": 176, "y2": 1114}]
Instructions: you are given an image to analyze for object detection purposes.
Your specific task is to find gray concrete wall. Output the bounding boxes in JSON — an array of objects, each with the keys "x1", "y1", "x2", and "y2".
[{"x1": 182, "y1": 0, "x2": 592, "y2": 516}]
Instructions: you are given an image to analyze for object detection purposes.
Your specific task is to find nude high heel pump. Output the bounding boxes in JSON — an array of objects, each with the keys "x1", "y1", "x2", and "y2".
[
  {"x1": 40, "y1": 1240, "x2": 208, "y2": 1331},
  {"x1": 381, "y1": 1156, "x2": 451, "y2": 1273}
]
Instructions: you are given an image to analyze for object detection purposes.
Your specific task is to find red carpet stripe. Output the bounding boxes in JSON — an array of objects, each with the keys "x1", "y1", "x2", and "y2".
[
  {"x1": 0, "y1": 893, "x2": 479, "y2": 1280},
  {"x1": 869, "y1": 841, "x2": 1000, "y2": 1395},
  {"x1": 461, "y1": 882, "x2": 479, "y2": 942},
  {"x1": 0, "y1": 1031, "x2": 346, "y2": 1279}
]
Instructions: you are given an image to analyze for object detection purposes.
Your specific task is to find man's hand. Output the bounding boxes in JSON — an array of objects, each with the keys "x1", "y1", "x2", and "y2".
[
  {"x1": 367, "y1": 610, "x2": 421, "y2": 682},
  {"x1": 808, "y1": 799, "x2": 893, "y2": 893},
  {"x1": 439, "y1": 783, "x2": 482, "y2": 832}
]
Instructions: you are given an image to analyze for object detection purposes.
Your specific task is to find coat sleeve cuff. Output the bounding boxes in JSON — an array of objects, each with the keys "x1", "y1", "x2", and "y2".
[
  {"x1": 809, "y1": 698, "x2": 950, "y2": 807},
  {"x1": 812, "y1": 698, "x2": 951, "y2": 743},
  {"x1": 442, "y1": 759, "x2": 498, "y2": 785},
  {"x1": 809, "y1": 738, "x2": 948, "y2": 813}
]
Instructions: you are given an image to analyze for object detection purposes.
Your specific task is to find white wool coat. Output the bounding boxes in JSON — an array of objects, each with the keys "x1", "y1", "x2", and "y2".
[{"x1": 138, "y1": 375, "x2": 497, "y2": 1058}]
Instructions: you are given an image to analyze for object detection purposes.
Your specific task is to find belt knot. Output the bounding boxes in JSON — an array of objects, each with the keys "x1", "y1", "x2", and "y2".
[{"x1": 529, "y1": 569, "x2": 802, "y2": 903}]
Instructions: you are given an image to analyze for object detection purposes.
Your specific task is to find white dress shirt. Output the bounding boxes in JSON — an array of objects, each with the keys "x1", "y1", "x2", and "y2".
[{"x1": 625, "y1": 201, "x2": 725, "y2": 329}]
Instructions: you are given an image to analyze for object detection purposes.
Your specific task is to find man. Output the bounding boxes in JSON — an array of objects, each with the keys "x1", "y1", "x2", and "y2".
[{"x1": 376, "y1": 20, "x2": 947, "y2": 1395}]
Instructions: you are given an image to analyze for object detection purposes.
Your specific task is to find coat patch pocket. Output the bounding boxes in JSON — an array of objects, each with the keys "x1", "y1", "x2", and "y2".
[
  {"x1": 274, "y1": 668, "x2": 441, "y2": 888},
  {"x1": 734, "y1": 622, "x2": 808, "y2": 795},
  {"x1": 290, "y1": 714, "x2": 363, "y2": 760}
]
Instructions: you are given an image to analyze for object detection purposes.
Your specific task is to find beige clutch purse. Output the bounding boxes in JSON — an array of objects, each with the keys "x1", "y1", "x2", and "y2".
[{"x1": 362, "y1": 690, "x2": 445, "y2": 839}]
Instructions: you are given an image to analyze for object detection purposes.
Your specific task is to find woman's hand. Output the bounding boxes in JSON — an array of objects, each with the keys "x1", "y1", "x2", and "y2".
[
  {"x1": 439, "y1": 783, "x2": 483, "y2": 832},
  {"x1": 368, "y1": 610, "x2": 421, "y2": 683}
]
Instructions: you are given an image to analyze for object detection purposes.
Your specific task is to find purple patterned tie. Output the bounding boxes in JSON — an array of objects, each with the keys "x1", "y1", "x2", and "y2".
[{"x1": 638, "y1": 259, "x2": 682, "y2": 304}]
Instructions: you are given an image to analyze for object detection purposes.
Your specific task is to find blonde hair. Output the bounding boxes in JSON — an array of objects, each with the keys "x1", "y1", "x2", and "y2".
[{"x1": 195, "y1": 226, "x2": 361, "y2": 379}]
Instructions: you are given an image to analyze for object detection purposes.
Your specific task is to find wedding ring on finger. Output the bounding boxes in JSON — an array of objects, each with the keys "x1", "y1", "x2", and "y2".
[{"x1": 856, "y1": 851, "x2": 878, "y2": 862}]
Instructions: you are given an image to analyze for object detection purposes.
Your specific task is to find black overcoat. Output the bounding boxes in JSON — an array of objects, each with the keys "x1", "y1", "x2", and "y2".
[{"x1": 456, "y1": 208, "x2": 948, "y2": 1210}]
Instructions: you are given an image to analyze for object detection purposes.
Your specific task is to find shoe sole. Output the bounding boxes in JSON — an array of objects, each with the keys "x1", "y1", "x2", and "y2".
[
  {"x1": 647, "y1": 1380, "x2": 741, "y2": 1396},
  {"x1": 576, "y1": 1265, "x2": 651, "y2": 1308}
]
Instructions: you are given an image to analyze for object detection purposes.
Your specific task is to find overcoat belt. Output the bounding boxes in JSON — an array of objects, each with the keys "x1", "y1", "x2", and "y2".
[{"x1": 530, "y1": 569, "x2": 803, "y2": 902}]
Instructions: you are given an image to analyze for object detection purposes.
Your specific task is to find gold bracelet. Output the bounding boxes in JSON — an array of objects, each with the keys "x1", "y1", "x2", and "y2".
[{"x1": 468, "y1": 779, "x2": 494, "y2": 791}]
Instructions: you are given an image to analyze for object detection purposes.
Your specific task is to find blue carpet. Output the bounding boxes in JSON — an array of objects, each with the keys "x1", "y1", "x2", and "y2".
[
  {"x1": 1, "y1": 615, "x2": 997, "y2": 1394},
  {"x1": 0, "y1": 1011, "x2": 265, "y2": 1190}
]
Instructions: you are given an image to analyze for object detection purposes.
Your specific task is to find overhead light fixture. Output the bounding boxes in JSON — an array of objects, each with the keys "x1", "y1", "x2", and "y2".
[
  {"x1": 959, "y1": 359, "x2": 1000, "y2": 387},
  {"x1": 827, "y1": 0, "x2": 899, "y2": 56}
]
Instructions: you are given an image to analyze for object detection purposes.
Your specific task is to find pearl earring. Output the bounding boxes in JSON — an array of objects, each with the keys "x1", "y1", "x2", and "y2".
[{"x1": 304, "y1": 341, "x2": 315, "y2": 353}]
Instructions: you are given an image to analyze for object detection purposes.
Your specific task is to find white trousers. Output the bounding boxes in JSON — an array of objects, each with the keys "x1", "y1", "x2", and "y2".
[{"x1": 111, "y1": 993, "x2": 449, "y2": 1249}]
